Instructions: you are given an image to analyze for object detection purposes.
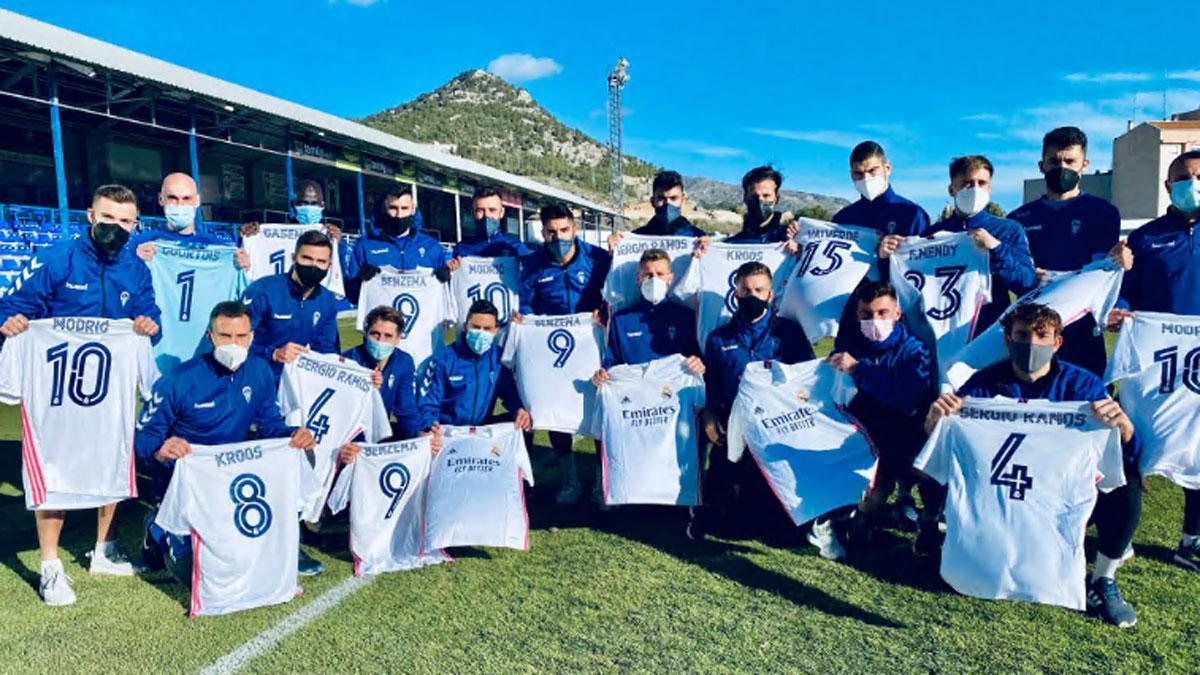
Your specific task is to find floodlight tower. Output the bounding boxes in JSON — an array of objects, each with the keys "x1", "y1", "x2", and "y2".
[{"x1": 607, "y1": 57, "x2": 629, "y2": 229}]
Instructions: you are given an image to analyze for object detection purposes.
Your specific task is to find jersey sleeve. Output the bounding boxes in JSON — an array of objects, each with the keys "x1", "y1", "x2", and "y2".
[
  {"x1": 515, "y1": 433, "x2": 535, "y2": 487},
  {"x1": 326, "y1": 460, "x2": 355, "y2": 515},
  {"x1": 912, "y1": 416, "x2": 953, "y2": 485},
  {"x1": 1096, "y1": 428, "x2": 1127, "y2": 494},
  {"x1": 276, "y1": 364, "x2": 304, "y2": 426},
  {"x1": 672, "y1": 257, "x2": 702, "y2": 307},
  {"x1": 500, "y1": 322, "x2": 521, "y2": 368},
  {"x1": 0, "y1": 252, "x2": 58, "y2": 322},
  {"x1": 363, "y1": 389, "x2": 393, "y2": 443},
  {"x1": 154, "y1": 461, "x2": 192, "y2": 535},
  {"x1": 135, "y1": 335, "x2": 161, "y2": 400},
  {"x1": 726, "y1": 397, "x2": 749, "y2": 463},
  {"x1": 1103, "y1": 317, "x2": 1140, "y2": 384},
  {"x1": 296, "y1": 453, "x2": 325, "y2": 523},
  {"x1": 0, "y1": 331, "x2": 25, "y2": 404}
]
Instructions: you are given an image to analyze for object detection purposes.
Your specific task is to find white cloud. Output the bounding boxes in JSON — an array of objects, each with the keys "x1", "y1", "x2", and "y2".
[
  {"x1": 330, "y1": 0, "x2": 383, "y2": 5},
  {"x1": 1168, "y1": 70, "x2": 1200, "y2": 82},
  {"x1": 975, "y1": 132, "x2": 1004, "y2": 140},
  {"x1": 1064, "y1": 72, "x2": 1153, "y2": 84},
  {"x1": 660, "y1": 140, "x2": 746, "y2": 158},
  {"x1": 746, "y1": 128, "x2": 862, "y2": 148},
  {"x1": 486, "y1": 54, "x2": 562, "y2": 83},
  {"x1": 961, "y1": 113, "x2": 1004, "y2": 123}
]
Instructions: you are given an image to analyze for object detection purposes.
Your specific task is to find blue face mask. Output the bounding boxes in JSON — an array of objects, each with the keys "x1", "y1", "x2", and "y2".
[
  {"x1": 163, "y1": 204, "x2": 196, "y2": 231},
  {"x1": 466, "y1": 328, "x2": 495, "y2": 355},
  {"x1": 655, "y1": 203, "x2": 681, "y2": 225},
  {"x1": 546, "y1": 238, "x2": 573, "y2": 261},
  {"x1": 478, "y1": 217, "x2": 502, "y2": 237},
  {"x1": 365, "y1": 338, "x2": 396, "y2": 362},
  {"x1": 295, "y1": 204, "x2": 324, "y2": 225},
  {"x1": 1170, "y1": 178, "x2": 1200, "y2": 213}
]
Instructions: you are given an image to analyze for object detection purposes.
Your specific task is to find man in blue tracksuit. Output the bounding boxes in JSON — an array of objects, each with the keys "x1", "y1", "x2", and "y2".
[
  {"x1": 134, "y1": 301, "x2": 320, "y2": 582},
  {"x1": 343, "y1": 190, "x2": 452, "y2": 303},
  {"x1": 692, "y1": 261, "x2": 815, "y2": 542},
  {"x1": 133, "y1": 172, "x2": 250, "y2": 269},
  {"x1": 725, "y1": 165, "x2": 792, "y2": 244},
  {"x1": 828, "y1": 280, "x2": 935, "y2": 543},
  {"x1": 516, "y1": 202, "x2": 611, "y2": 505},
  {"x1": 925, "y1": 303, "x2": 1142, "y2": 628},
  {"x1": 633, "y1": 171, "x2": 707, "y2": 237},
  {"x1": 1109, "y1": 148, "x2": 1200, "y2": 583},
  {"x1": 241, "y1": 229, "x2": 340, "y2": 380},
  {"x1": 451, "y1": 187, "x2": 532, "y2": 259},
  {"x1": 416, "y1": 299, "x2": 530, "y2": 432},
  {"x1": 1009, "y1": 127, "x2": 1126, "y2": 376},
  {"x1": 0, "y1": 184, "x2": 163, "y2": 606},
  {"x1": 342, "y1": 305, "x2": 422, "y2": 440},
  {"x1": 835, "y1": 141, "x2": 930, "y2": 280},
  {"x1": 925, "y1": 155, "x2": 1037, "y2": 333}
]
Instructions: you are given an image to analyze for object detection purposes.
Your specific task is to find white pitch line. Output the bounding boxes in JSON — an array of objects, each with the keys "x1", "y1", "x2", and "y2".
[{"x1": 200, "y1": 575, "x2": 372, "y2": 675}]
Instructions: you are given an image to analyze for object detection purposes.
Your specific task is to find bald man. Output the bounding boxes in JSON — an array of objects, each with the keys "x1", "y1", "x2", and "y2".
[{"x1": 134, "y1": 173, "x2": 250, "y2": 270}]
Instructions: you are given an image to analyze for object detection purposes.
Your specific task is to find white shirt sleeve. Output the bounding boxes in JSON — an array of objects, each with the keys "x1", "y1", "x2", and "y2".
[
  {"x1": 1096, "y1": 428, "x2": 1128, "y2": 494},
  {"x1": 515, "y1": 432, "x2": 535, "y2": 487},
  {"x1": 726, "y1": 398, "x2": 748, "y2": 463},
  {"x1": 154, "y1": 460, "x2": 192, "y2": 535},
  {"x1": 912, "y1": 416, "x2": 953, "y2": 485},
  {"x1": 672, "y1": 256, "x2": 702, "y2": 308},
  {"x1": 297, "y1": 452, "x2": 325, "y2": 523},
  {"x1": 277, "y1": 363, "x2": 303, "y2": 426},
  {"x1": 364, "y1": 389, "x2": 392, "y2": 443},
  {"x1": 500, "y1": 321, "x2": 521, "y2": 368},
  {"x1": 0, "y1": 332, "x2": 26, "y2": 404},
  {"x1": 136, "y1": 335, "x2": 161, "y2": 401},
  {"x1": 1103, "y1": 317, "x2": 1140, "y2": 384},
  {"x1": 326, "y1": 460, "x2": 355, "y2": 515}
]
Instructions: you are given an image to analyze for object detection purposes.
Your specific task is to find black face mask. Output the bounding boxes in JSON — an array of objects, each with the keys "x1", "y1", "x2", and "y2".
[
  {"x1": 293, "y1": 263, "x2": 327, "y2": 289},
  {"x1": 735, "y1": 294, "x2": 770, "y2": 322},
  {"x1": 1044, "y1": 167, "x2": 1081, "y2": 194},
  {"x1": 379, "y1": 214, "x2": 413, "y2": 237},
  {"x1": 91, "y1": 222, "x2": 130, "y2": 258},
  {"x1": 744, "y1": 196, "x2": 776, "y2": 229}
]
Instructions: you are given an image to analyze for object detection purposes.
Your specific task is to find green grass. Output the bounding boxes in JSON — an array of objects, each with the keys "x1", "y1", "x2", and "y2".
[{"x1": 1, "y1": 323, "x2": 1198, "y2": 672}]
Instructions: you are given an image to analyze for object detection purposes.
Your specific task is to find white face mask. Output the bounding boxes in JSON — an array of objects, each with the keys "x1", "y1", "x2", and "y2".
[
  {"x1": 954, "y1": 186, "x2": 990, "y2": 217},
  {"x1": 213, "y1": 343, "x2": 248, "y2": 371},
  {"x1": 640, "y1": 276, "x2": 669, "y2": 305},
  {"x1": 853, "y1": 175, "x2": 887, "y2": 201},
  {"x1": 859, "y1": 318, "x2": 896, "y2": 342}
]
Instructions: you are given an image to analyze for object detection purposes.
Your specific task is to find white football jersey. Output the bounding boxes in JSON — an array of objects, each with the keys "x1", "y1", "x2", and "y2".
[
  {"x1": 777, "y1": 219, "x2": 879, "y2": 340},
  {"x1": 155, "y1": 438, "x2": 322, "y2": 617},
  {"x1": 327, "y1": 437, "x2": 450, "y2": 576},
  {"x1": 0, "y1": 318, "x2": 157, "y2": 510},
  {"x1": 242, "y1": 224, "x2": 345, "y2": 297},
  {"x1": 278, "y1": 352, "x2": 391, "y2": 520},
  {"x1": 356, "y1": 266, "x2": 451, "y2": 377},
  {"x1": 1106, "y1": 311, "x2": 1200, "y2": 489},
  {"x1": 674, "y1": 242, "x2": 796, "y2": 352},
  {"x1": 944, "y1": 259, "x2": 1124, "y2": 390},
  {"x1": 890, "y1": 231, "x2": 992, "y2": 384},
  {"x1": 915, "y1": 397, "x2": 1123, "y2": 610},
  {"x1": 603, "y1": 234, "x2": 696, "y2": 312},
  {"x1": 591, "y1": 354, "x2": 706, "y2": 506},
  {"x1": 727, "y1": 359, "x2": 876, "y2": 526},
  {"x1": 449, "y1": 256, "x2": 519, "y2": 328},
  {"x1": 501, "y1": 312, "x2": 603, "y2": 435},
  {"x1": 424, "y1": 423, "x2": 534, "y2": 550}
]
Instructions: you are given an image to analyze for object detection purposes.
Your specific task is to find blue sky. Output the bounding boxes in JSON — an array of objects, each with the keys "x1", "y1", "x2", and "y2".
[{"x1": 6, "y1": 0, "x2": 1199, "y2": 214}]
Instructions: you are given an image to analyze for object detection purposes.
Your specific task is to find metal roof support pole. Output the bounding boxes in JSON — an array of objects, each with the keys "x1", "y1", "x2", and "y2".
[
  {"x1": 355, "y1": 169, "x2": 366, "y2": 234},
  {"x1": 517, "y1": 205, "x2": 524, "y2": 242},
  {"x1": 283, "y1": 127, "x2": 295, "y2": 206},
  {"x1": 453, "y1": 192, "x2": 462, "y2": 243},
  {"x1": 188, "y1": 105, "x2": 201, "y2": 187},
  {"x1": 47, "y1": 63, "x2": 70, "y2": 234}
]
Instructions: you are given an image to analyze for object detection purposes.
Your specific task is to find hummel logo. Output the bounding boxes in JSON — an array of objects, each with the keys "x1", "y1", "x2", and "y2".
[
  {"x1": 66, "y1": 282, "x2": 88, "y2": 291},
  {"x1": 721, "y1": 344, "x2": 739, "y2": 351},
  {"x1": 1149, "y1": 241, "x2": 1175, "y2": 249},
  {"x1": 273, "y1": 313, "x2": 293, "y2": 320},
  {"x1": 193, "y1": 401, "x2": 216, "y2": 409}
]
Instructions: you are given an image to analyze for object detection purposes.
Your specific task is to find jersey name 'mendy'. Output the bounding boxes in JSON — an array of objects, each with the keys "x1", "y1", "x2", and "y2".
[{"x1": 0, "y1": 317, "x2": 158, "y2": 510}]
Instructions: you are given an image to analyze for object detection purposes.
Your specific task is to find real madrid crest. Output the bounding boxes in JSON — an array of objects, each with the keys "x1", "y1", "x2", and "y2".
[
  {"x1": 661, "y1": 385, "x2": 673, "y2": 399},
  {"x1": 796, "y1": 387, "x2": 809, "y2": 402},
  {"x1": 490, "y1": 444, "x2": 502, "y2": 457}
]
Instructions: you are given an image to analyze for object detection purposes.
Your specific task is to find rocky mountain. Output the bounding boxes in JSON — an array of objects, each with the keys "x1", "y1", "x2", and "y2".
[
  {"x1": 359, "y1": 69, "x2": 847, "y2": 217},
  {"x1": 683, "y1": 176, "x2": 849, "y2": 218}
]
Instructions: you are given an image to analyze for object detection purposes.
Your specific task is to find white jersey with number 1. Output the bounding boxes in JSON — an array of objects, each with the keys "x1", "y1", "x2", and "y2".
[
  {"x1": 0, "y1": 318, "x2": 158, "y2": 510},
  {"x1": 242, "y1": 224, "x2": 345, "y2": 297},
  {"x1": 155, "y1": 438, "x2": 322, "y2": 617},
  {"x1": 327, "y1": 437, "x2": 450, "y2": 576}
]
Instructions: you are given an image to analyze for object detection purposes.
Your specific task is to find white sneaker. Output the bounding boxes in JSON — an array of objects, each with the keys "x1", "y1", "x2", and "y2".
[
  {"x1": 807, "y1": 519, "x2": 846, "y2": 561},
  {"x1": 556, "y1": 482, "x2": 581, "y2": 505},
  {"x1": 87, "y1": 542, "x2": 148, "y2": 576},
  {"x1": 39, "y1": 562, "x2": 76, "y2": 606}
]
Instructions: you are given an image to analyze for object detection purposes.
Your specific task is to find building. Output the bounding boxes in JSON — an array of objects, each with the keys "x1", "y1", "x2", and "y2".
[
  {"x1": 0, "y1": 8, "x2": 614, "y2": 250},
  {"x1": 1112, "y1": 115, "x2": 1200, "y2": 219},
  {"x1": 1022, "y1": 170, "x2": 1112, "y2": 205}
]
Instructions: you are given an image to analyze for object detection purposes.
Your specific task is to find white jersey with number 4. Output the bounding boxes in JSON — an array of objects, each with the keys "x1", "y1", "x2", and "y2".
[
  {"x1": 777, "y1": 219, "x2": 879, "y2": 340},
  {"x1": 944, "y1": 259, "x2": 1123, "y2": 390},
  {"x1": 1106, "y1": 312, "x2": 1200, "y2": 488},
  {"x1": 243, "y1": 224, "x2": 345, "y2": 297},
  {"x1": 357, "y1": 266, "x2": 452, "y2": 377},
  {"x1": 592, "y1": 354, "x2": 706, "y2": 506},
  {"x1": 0, "y1": 318, "x2": 157, "y2": 510},
  {"x1": 502, "y1": 313, "x2": 603, "y2": 435},
  {"x1": 890, "y1": 231, "x2": 991, "y2": 383},
  {"x1": 727, "y1": 359, "x2": 876, "y2": 526},
  {"x1": 155, "y1": 438, "x2": 322, "y2": 617},
  {"x1": 278, "y1": 352, "x2": 391, "y2": 520},
  {"x1": 327, "y1": 437, "x2": 450, "y2": 576},
  {"x1": 603, "y1": 234, "x2": 696, "y2": 312},
  {"x1": 674, "y1": 242, "x2": 795, "y2": 353},
  {"x1": 424, "y1": 424, "x2": 534, "y2": 551},
  {"x1": 449, "y1": 256, "x2": 519, "y2": 328},
  {"x1": 915, "y1": 397, "x2": 1123, "y2": 610}
]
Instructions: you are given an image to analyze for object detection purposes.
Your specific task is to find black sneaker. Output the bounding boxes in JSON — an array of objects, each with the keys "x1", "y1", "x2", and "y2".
[
  {"x1": 1087, "y1": 577, "x2": 1137, "y2": 628},
  {"x1": 889, "y1": 495, "x2": 920, "y2": 533},
  {"x1": 1173, "y1": 538, "x2": 1200, "y2": 572},
  {"x1": 298, "y1": 547, "x2": 325, "y2": 576},
  {"x1": 140, "y1": 510, "x2": 165, "y2": 572},
  {"x1": 913, "y1": 520, "x2": 942, "y2": 557}
]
